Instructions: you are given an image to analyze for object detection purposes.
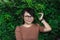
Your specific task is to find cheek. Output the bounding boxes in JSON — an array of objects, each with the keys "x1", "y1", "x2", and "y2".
[{"x1": 30, "y1": 18, "x2": 34, "y2": 21}]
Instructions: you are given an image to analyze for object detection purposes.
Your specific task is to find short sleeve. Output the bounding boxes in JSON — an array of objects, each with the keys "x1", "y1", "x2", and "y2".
[
  {"x1": 15, "y1": 26, "x2": 22, "y2": 40},
  {"x1": 36, "y1": 23, "x2": 45, "y2": 32}
]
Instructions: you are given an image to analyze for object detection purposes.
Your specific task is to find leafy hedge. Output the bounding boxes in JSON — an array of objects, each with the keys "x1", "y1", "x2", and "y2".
[{"x1": 0, "y1": 0, "x2": 60, "y2": 40}]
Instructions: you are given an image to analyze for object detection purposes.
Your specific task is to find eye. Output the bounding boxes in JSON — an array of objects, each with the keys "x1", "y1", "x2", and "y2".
[{"x1": 24, "y1": 15, "x2": 32, "y2": 18}]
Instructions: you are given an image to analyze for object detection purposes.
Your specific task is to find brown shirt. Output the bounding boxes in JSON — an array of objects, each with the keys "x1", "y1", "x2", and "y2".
[{"x1": 15, "y1": 24, "x2": 44, "y2": 40}]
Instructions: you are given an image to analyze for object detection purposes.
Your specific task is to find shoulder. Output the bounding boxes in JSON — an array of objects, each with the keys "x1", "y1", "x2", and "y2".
[
  {"x1": 15, "y1": 26, "x2": 20, "y2": 31},
  {"x1": 15, "y1": 25, "x2": 23, "y2": 32}
]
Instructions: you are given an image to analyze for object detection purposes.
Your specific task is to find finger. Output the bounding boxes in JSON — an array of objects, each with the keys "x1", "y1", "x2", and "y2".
[
  {"x1": 39, "y1": 13, "x2": 44, "y2": 17},
  {"x1": 38, "y1": 12, "x2": 43, "y2": 14},
  {"x1": 39, "y1": 13, "x2": 44, "y2": 20}
]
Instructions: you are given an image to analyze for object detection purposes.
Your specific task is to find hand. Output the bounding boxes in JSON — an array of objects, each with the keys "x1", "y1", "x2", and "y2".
[{"x1": 38, "y1": 12, "x2": 44, "y2": 21}]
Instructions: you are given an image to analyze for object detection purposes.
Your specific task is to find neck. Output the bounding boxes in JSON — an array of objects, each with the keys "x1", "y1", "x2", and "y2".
[{"x1": 24, "y1": 23, "x2": 32, "y2": 25}]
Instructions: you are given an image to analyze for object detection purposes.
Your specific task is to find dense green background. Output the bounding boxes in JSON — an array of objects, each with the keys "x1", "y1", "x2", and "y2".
[{"x1": 0, "y1": 0, "x2": 60, "y2": 40}]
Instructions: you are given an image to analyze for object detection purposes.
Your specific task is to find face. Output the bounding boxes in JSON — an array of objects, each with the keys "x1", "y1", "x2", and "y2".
[{"x1": 23, "y1": 11, "x2": 34, "y2": 24}]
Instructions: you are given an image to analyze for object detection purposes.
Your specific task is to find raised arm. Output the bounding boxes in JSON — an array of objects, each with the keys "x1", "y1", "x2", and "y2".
[
  {"x1": 38, "y1": 12, "x2": 52, "y2": 32},
  {"x1": 41, "y1": 19, "x2": 52, "y2": 32}
]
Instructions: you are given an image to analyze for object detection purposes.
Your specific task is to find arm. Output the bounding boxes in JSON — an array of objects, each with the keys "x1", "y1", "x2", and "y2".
[
  {"x1": 15, "y1": 26, "x2": 22, "y2": 40},
  {"x1": 38, "y1": 12, "x2": 52, "y2": 32},
  {"x1": 41, "y1": 19, "x2": 52, "y2": 32}
]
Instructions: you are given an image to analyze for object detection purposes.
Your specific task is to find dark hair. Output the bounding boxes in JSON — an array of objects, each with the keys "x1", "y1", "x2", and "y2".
[
  {"x1": 21, "y1": 8, "x2": 35, "y2": 17},
  {"x1": 21, "y1": 8, "x2": 37, "y2": 24}
]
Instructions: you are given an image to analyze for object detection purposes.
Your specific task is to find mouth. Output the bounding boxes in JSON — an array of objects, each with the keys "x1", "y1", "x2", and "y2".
[
  {"x1": 27, "y1": 20, "x2": 32, "y2": 22},
  {"x1": 28, "y1": 21, "x2": 31, "y2": 22}
]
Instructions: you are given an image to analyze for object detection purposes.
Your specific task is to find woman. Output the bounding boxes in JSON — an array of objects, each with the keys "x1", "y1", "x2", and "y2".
[{"x1": 15, "y1": 8, "x2": 52, "y2": 40}]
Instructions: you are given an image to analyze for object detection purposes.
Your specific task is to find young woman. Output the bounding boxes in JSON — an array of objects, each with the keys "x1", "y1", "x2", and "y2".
[{"x1": 15, "y1": 8, "x2": 52, "y2": 40}]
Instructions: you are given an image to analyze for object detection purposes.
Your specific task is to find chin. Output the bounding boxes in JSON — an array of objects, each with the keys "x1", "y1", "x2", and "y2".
[{"x1": 27, "y1": 22, "x2": 32, "y2": 24}]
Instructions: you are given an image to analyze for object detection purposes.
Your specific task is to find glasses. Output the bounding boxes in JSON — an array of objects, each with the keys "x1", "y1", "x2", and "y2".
[{"x1": 24, "y1": 15, "x2": 33, "y2": 18}]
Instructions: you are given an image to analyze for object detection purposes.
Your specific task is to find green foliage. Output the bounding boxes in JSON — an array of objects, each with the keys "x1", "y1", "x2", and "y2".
[{"x1": 0, "y1": 0, "x2": 60, "y2": 40}]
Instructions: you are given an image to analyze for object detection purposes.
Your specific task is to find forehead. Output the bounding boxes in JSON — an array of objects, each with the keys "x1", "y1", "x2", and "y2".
[{"x1": 24, "y1": 11, "x2": 31, "y2": 16}]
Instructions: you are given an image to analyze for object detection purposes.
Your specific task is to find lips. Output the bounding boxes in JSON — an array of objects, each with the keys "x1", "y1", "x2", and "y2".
[{"x1": 27, "y1": 20, "x2": 31, "y2": 22}]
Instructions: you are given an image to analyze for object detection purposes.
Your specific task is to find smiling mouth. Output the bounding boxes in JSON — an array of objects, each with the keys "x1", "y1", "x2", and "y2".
[
  {"x1": 28, "y1": 21, "x2": 31, "y2": 22},
  {"x1": 26, "y1": 20, "x2": 31, "y2": 22}
]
